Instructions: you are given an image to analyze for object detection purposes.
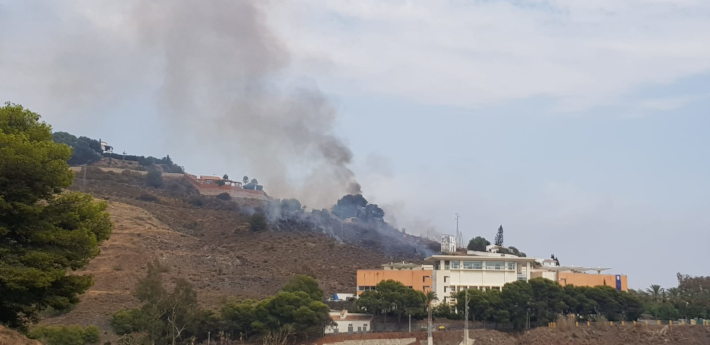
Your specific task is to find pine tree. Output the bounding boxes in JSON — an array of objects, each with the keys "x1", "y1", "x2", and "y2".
[
  {"x1": 0, "y1": 103, "x2": 113, "y2": 329},
  {"x1": 494, "y1": 225, "x2": 504, "y2": 246}
]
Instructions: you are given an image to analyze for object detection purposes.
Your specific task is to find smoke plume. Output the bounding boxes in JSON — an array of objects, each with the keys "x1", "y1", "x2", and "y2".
[
  {"x1": 0, "y1": 0, "x2": 361, "y2": 209},
  {"x1": 131, "y1": 0, "x2": 361, "y2": 208}
]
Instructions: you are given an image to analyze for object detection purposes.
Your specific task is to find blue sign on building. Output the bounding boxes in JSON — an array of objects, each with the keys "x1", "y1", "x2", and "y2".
[{"x1": 615, "y1": 275, "x2": 622, "y2": 291}]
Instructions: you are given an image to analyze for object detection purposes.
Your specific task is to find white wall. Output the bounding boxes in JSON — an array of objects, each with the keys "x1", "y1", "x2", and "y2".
[{"x1": 326, "y1": 320, "x2": 371, "y2": 334}]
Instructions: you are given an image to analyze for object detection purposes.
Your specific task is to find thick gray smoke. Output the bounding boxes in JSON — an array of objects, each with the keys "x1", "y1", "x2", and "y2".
[
  {"x1": 131, "y1": 0, "x2": 361, "y2": 207},
  {"x1": 0, "y1": 1, "x2": 361, "y2": 209}
]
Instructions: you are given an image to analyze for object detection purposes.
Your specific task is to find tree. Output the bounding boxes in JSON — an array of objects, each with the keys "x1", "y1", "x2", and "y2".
[
  {"x1": 647, "y1": 285, "x2": 664, "y2": 303},
  {"x1": 281, "y1": 275, "x2": 323, "y2": 301},
  {"x1": 528, "y1": 278, "x2": 566, "y2": 324},
  {"x1": 28, "y1": 325, "x2": 100, "y2": 345},
  {"x1": 250, "y1": 178, "x2": 258, "y2": 185},
  {"x1": 500, "y1": 281, "x2": 533, "y2": 329},
  {"x1": 223, "y1": 174, "x2": 229, "y2": 180},
  {"x1": 52, "y1": 131, "x2": 102, "y2": 166},
  {"x1": 361, "y1": 204, "x2": 385, "y2": 222},
  {"x1": 467, "y1": 236, "x2": 490, "y2": 252},
  {"x1": 216, "y1": 192, "x2": 231, "y2": 201},
  {"x1": 146, "y1": 169, "x2": 163, "y2": 188},
  {"x1": 250, "y1": 213, "x2": 268, "y2": 232},
  {"x1": 331, "y1": 194, "x2": 368, "y2": 219},
  {"x1": 243, "y1": 176, "x2": 249, "y2": 184},
  {"x1": 221, "y1": 299, "x2": 257, "y2": 340},
  {"x1": 0, "y1": 103, "x2": 113, "y2": 330},
  {"x1": 117, "y1": 260, "x2": 200, "y2": 345},
  {"x1": 494, "y1": 225, "x2": 504, "y2": 246}
]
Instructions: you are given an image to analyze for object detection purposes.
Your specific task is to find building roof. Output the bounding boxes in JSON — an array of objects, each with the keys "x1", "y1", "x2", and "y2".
[
  {"x1": 199, "y1": 176, "x2": 222, "y2": 180},
  {"x1": 425, "y1": 254, "x2": 537, "y2": 262},
  {"x1": 538, "y1": 266, "x2": 611, "y2": 273}
]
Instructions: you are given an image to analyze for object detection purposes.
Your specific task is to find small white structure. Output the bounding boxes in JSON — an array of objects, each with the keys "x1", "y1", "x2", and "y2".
[
  {"x1": 100, "y1": 140, "x2": 113, "y2": 153},
  {"x1": 486, "y1": 244, "x2": 503, "y2": 253},
  {"x1": 441, "y1": 235, "x2": 456, "y2": 253},
  {"x1": 325, "y1": 311, "x2": 373, "y2": 334},
  {"x1": 328, "y1": 293, "x2": 355, "y2": 301}
]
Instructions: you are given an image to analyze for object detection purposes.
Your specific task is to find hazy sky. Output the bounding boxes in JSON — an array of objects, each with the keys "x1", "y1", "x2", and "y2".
[{"x1": 1, "y1": 0, "x2": 709, "y2": 289}]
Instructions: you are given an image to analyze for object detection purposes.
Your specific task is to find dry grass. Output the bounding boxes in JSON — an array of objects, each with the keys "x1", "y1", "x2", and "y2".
[
  {"x1": 555, "y1": 314, "x2": 577, "y2": 330},
  {"x1": 0, "y1": 326, "x2": 41, "y2": 345}
]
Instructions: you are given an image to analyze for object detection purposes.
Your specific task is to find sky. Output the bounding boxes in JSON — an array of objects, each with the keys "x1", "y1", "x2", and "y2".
[{"x1": 1, "y1": 0, "x2": 709, "y2": 289}]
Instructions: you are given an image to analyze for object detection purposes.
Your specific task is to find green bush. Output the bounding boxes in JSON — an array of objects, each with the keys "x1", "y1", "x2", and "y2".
[
  {"x1": 29, "y1": 325, "x2": 100, "y2": 345},
  {"x1": 146, "y1": 170, "x2": 163, "y2": 188},
  {"x1": 110, "y1": 308, "x2": 141, "y2": 335},
  {"x1": 249, "y1": 213, "x2": 267, "y2": 232}
]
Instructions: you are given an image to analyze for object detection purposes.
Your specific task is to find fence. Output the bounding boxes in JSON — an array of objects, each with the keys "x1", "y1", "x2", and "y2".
[{"x1": 547, "y1": 319, "x2": 710, "y2": 328}]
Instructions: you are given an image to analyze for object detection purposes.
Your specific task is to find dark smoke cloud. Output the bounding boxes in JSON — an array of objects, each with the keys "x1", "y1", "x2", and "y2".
[
  {"x1": 0, "y1": 0, "x2": 361, "y2": 208},
  {"x1": 130, "y1": 0, "x2": 361, "y2": 207}
]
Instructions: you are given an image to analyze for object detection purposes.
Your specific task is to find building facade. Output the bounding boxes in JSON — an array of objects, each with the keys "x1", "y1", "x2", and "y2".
[
  {"x1": 356, "y1": 263, "x2": 433, "y2": 295},
  {"x1": 424, "y1": 253, "x2": 538, "y2": 305},
  {"x1": 325, "y1": 311, "x2": 372, "y2": 334}
]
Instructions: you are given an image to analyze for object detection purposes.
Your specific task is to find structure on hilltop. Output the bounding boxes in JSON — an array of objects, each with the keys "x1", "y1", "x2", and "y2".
[{"x1": 184, "y1": 174, "x2": 268, "y2": 200}]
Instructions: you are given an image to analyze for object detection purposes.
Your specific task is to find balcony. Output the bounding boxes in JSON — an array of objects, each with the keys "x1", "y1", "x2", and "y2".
[{"x1": 517, "y1": 274, "x2": 527, "y2": 281}]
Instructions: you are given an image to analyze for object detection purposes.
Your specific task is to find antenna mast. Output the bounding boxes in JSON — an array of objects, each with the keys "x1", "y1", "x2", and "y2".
[{"x1": 455, "y1": 213, "x2": 461, "y2": 248}]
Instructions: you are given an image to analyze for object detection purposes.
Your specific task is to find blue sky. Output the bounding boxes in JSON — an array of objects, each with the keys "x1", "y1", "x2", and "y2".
[{"x1": 1, "y1": 0, "x2": 709, "y2": 289}]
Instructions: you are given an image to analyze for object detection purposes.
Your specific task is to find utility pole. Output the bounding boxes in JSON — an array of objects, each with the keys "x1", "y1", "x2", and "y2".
[
  {"x1": 464, "y1": 287, "x2": 469, "y2": 345},
  {"x1": 409, "y1": 314, "x2": 411, "y2": 332},
  {"x1": 207, "y1": 331, "x2": 210, "y2": 345}
]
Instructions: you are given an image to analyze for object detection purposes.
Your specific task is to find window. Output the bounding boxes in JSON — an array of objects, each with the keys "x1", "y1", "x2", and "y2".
[
  {"x1": 463, "y1": 261, "x2": 482, "y2": 269},
  {"x1": 450, "y1": 260, "x2": 460, "y2": 269},
  {"x1": 358, "y1": 286, "x2": 375, "y2": 291},
  {"x1": 444, "y1": 260, "x2": 450, "y2": 270},
  {"x1": 507, "y1": 262, "x2": 516, "y2": 270},
  {"x1": 491, "y1": 286, "x2": 501, "y2": 291},
  {"x1": 485, "y1": 261, "x2": 504, "y2": 270},
  {"x1": 443, "y1": 286, "x2": 447, "y2": 292},
  {"x1": 444, "y1": 276, "x2": 449, "y2": 283}
]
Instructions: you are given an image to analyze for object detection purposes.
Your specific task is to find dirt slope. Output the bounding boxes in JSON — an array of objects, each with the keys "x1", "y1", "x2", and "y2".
[
  {"x1": 318, "y1": 326, "x2": 710, "y2": 345},
  {"x1": 0, "y1": 325, "x2": 41, "y2": 345},
  {"x1": 42, "y1": 168, "x2": 422, "y2": 331}
]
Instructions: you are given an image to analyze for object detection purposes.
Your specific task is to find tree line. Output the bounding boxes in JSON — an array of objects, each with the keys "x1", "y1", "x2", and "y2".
[
  {"x1": 111, "y1": 264, "x2": 331, "y2": 345},
  {"x1": 53, "y1": 130, "x2": 184, "y2": 173},
  {"x1": 355, "y1": 278, "x2": 644, "y2": 330},
  {"x1": 630, "y1": 273, "x2": 710, "y2": 321}
]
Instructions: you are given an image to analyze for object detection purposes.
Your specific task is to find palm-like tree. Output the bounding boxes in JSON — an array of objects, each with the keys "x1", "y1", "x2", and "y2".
[{"x1": 646, "y1": 284, "x2": 664, "y2": 303}]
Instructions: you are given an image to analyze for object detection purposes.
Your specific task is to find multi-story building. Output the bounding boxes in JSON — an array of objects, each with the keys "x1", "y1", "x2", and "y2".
[
  {"x1": 424, "y1": 251, "x2": 538, "y2": 305},
  {"x1": 356, "y1": 262, "x2": 433, "y2": 295}
]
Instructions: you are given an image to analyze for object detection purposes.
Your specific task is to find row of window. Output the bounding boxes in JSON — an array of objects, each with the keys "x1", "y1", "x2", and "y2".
[
  {"x1": 357, "y1": 286, "x2": 416, "y2": 291},
  {"x1": 447, "y1": 261, "x2": 516, "y2": 270}
]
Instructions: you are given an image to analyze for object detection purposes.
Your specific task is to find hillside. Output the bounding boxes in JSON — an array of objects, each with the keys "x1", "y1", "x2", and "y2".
[
  {"x1": 0, "y1": 326, "x2": 41, "y2": 345},
  {"x1": 42, "y1": 167, "x2": 432, "y2": 331}
]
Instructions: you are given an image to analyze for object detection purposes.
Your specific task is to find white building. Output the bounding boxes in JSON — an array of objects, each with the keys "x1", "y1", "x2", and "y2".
[
  {"x1": 325, "y1": 311, "x2": 373, "y2": 334},
  {"x1": 328, "y1": 293, "x2": 355, "y2": 301},
  {"x1": 441, "y1": 235, "x2": 456, "y2": 253},
  {"x1": 424, "y1": 253, "x2": 538, "y2": 305}
]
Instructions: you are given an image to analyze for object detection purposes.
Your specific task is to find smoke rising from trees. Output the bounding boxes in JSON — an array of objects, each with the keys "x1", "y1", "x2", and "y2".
[{"x1": 133, "y1": 0, "x2": 362, "y2": 207}]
